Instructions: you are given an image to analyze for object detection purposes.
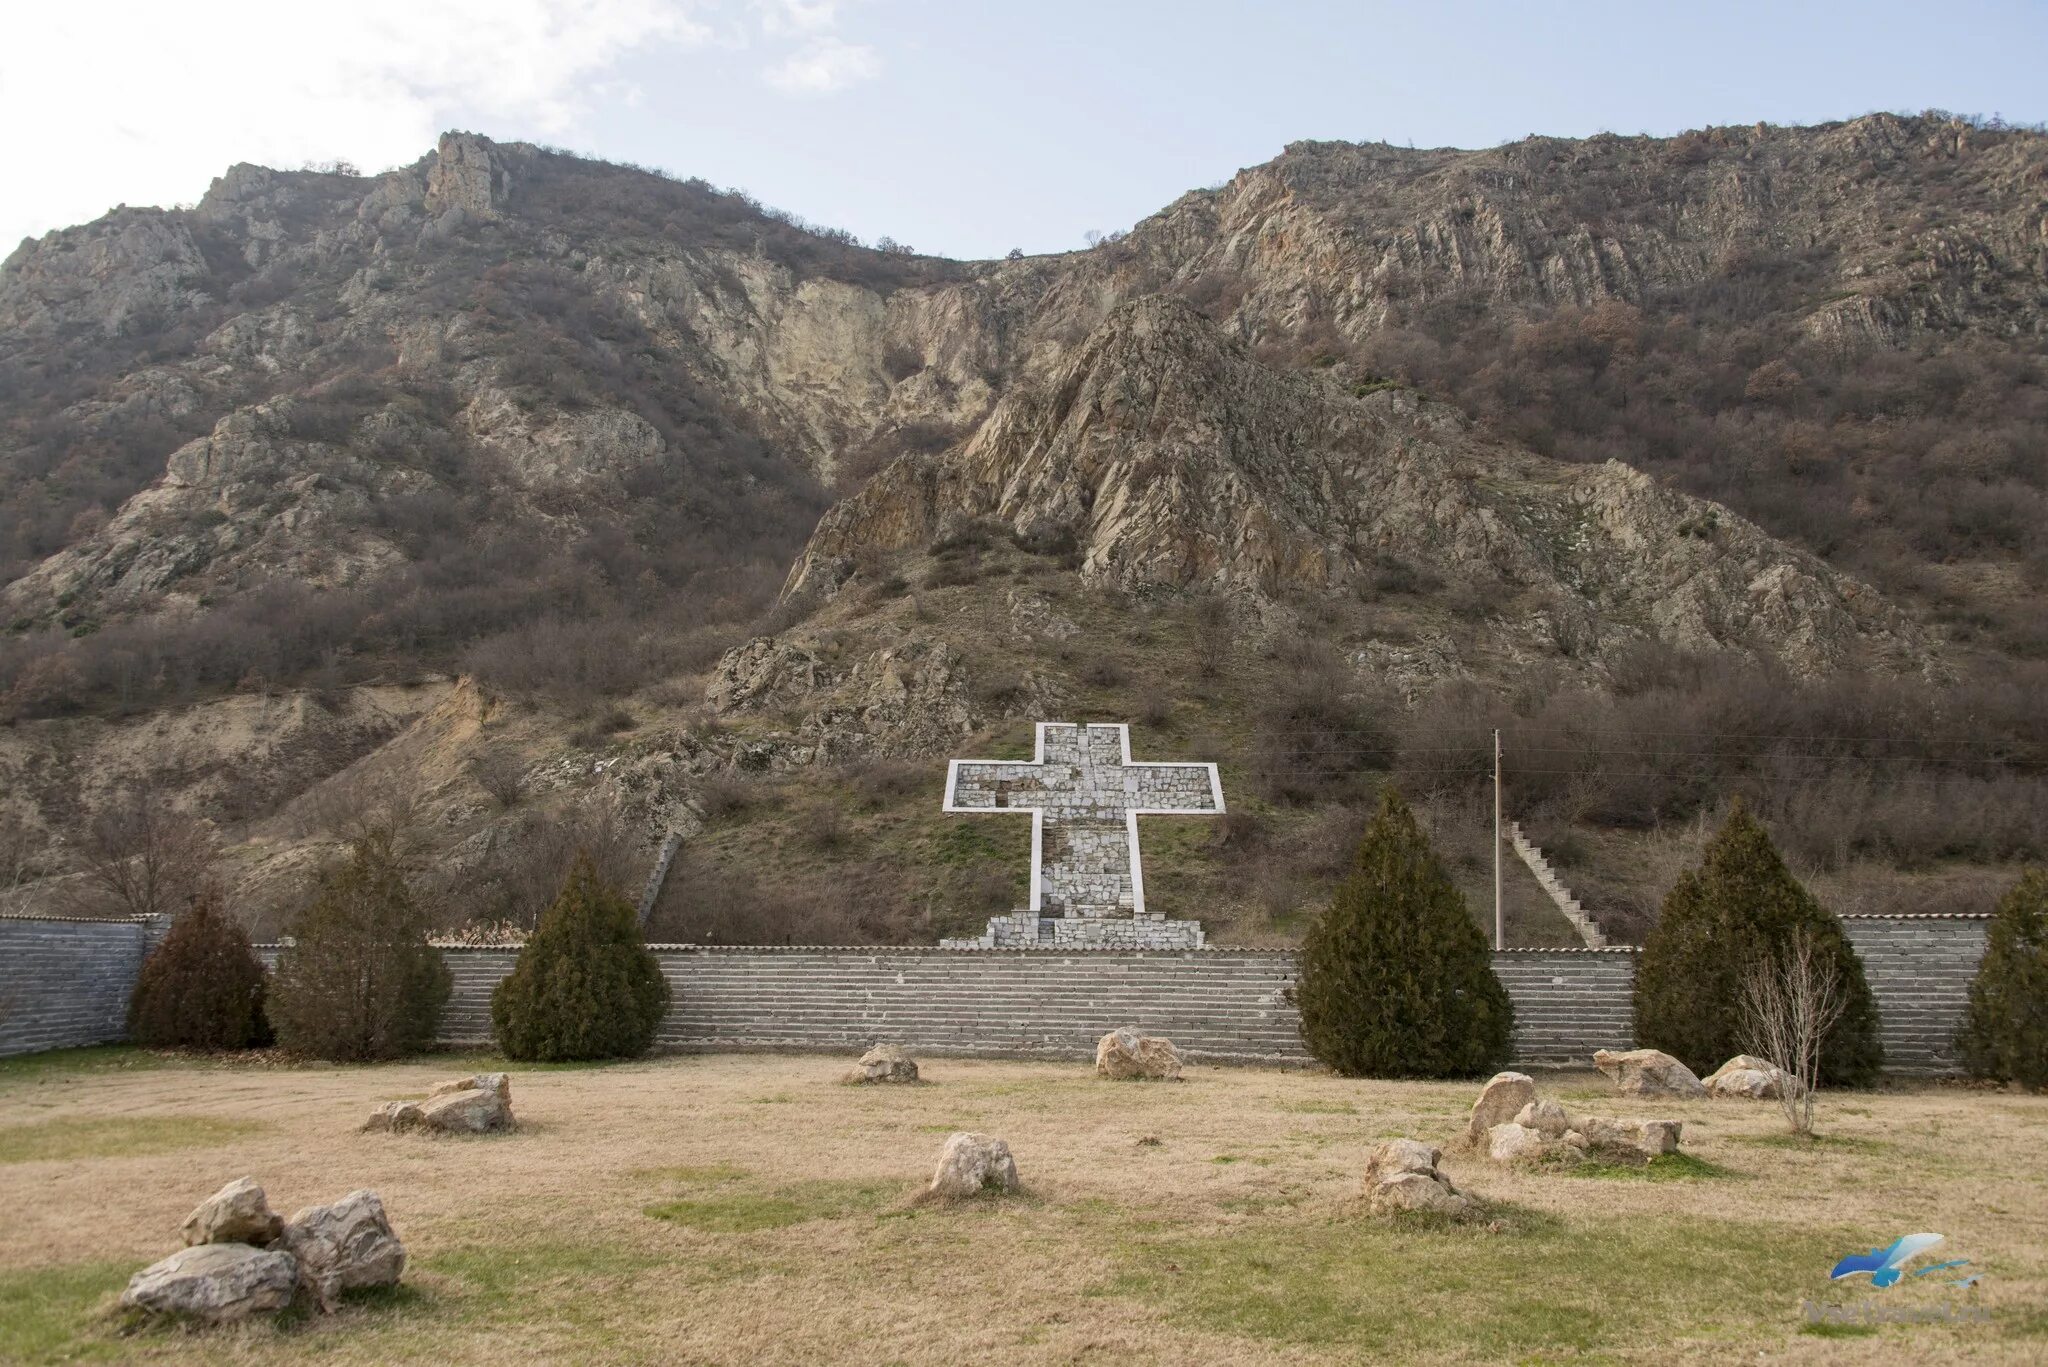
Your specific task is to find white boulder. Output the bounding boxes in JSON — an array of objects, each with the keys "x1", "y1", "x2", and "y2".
[
  {"x1": 1593, "y1": 1048, "x2": 1707, "y2": 1098},
  {"x1": 928, "y1": 1132, "x2": 1020, "y2": 1199},
  {"x1": 1362, "y1": 1138, "x2": 1471, "y2": 1216},
  {"x1": 1466, "y1": 1072, "x2": 1537, "y2": 1142},
  {"x1": 1705, "y1": 1055, "x2": 1800, "y2": 1100},
  {"x1": 121, "y1": 1244, "x2": 298, "y2": 1323},
  {"x1": 846, "y1": 1043, "x2": 920, "y2": 1084},
  {"x1": 281, "y1": 1189, "x2": 407, "y2": 1312},
  {"x1": 180, "y1": 1177, "x2": 282, "y2": 1248},
  {"x1": 1515, "y1": 1098, "x2": 1575, "y2": 1138},
  {"x1": 415, "y1": 1086, "x2": 514, "y2": 1133},
  {"x1": 1095, "y1": 1028, "x2": 1183, "y2": 1081}
]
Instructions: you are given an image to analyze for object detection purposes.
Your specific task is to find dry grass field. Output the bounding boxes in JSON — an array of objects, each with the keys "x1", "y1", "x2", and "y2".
[{"x1": 0, "y1": 1047, "x2": 2043, "y2": 1364}]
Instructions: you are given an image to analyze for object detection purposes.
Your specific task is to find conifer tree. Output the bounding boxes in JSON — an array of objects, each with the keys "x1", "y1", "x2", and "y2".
[
  {"x1": 126, "y1": 890, "x2": 269, "y2": 1050},
  {"x1": 491, "y1": 851, "x2": 669, "y2": 1062},
  {"x1": 1958, "y1": 869, "x2": 2048, "y2": 1091},
  {"x1": 269, "y1": 832, "x2": 450, "y2": 1061},
  {"x1": 1635, "y1": 801, "x2": 1882, "y2": 1085},
  {"x1": 1295, "y1": 789, "x2": 1513, "y2": 1077}
]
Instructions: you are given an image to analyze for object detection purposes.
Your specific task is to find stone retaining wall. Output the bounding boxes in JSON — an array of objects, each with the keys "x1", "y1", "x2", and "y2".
[
  {"x1": 0, "y1": 915, "x2": 158, "y2": 1058},
  {"x1": 14, "y1": 914, "x2": 1992, "y2": 1072}
]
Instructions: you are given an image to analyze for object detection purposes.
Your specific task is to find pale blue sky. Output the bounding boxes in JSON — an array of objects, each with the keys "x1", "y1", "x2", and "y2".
[{"x1": 8, "y1": 1, "x2": 2046, "y2": 259}]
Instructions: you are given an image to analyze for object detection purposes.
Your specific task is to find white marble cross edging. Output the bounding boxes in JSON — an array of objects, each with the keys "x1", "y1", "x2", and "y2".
[{"x1": 943, "y1": 721, "x2": 1225, "y2": 919}]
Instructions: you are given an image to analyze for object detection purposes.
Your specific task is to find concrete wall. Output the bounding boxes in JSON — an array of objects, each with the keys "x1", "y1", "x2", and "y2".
[
  {"x1": 0, "y1": 915, "x2": 156, "y2": 1058},
  {"x1": 16, "y1": 913, "x2": 1991, "y2": 1073}
]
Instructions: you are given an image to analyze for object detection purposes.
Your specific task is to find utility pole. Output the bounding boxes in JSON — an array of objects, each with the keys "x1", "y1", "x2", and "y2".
[{"x1": 1493, "y1": 728, "x2": 1503, "y2": 951}]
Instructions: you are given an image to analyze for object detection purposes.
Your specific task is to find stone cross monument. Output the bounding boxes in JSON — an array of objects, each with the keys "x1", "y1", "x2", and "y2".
[{"x1": 938, "y1": 721, "x2": 1224, "y2": 949}]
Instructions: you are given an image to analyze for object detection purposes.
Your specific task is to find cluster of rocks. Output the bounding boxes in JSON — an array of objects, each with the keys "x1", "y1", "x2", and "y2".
[
  {"x1": 1361, "y1": 1139, "x2": 1472, "y2": 1217},
  {"x1": 121, "y1": 1179, "x2": 405, "y2": 1323},
  {"x1": 1467, "y1": 1071, "x2": 1684, "y2": 1167},
  {"x1": 1591, "y1": 1046, "x2": 1801, "y2": 1101},
  {"x1": 1095, "y1": 1027, "x2": 1183, "y2": 1080},
  {"x1": 364, "y1": 1072, "x2": 515, "y2": 1134}
]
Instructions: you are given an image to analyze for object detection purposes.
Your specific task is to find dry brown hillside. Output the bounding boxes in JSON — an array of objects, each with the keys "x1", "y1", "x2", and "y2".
[{"x1": 1, "y1": 116, "x2": 2043, "y2": 944}]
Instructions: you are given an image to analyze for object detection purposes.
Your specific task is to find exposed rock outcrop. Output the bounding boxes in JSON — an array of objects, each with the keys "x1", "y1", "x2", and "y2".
[{"x1": 789, "y1": 298, "x2": 1922, "y2": 676}]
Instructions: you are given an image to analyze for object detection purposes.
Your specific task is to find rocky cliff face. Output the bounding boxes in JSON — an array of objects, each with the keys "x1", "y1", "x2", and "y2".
[
  {"x1": 791, "y1": 296, "x2": 1921, "y2": 675},
  {"x1": 5, "y1": 118, "x2": 2041, "y2": 639}
]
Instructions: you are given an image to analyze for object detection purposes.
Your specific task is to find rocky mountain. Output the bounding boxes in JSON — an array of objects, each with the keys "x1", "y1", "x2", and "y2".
[
  {"x1": 2, "y1": 115, "x2": 2044, "y2": 943},
  {"x1": 791, "y1": 295, "x2": 1920, "y2": 676}
]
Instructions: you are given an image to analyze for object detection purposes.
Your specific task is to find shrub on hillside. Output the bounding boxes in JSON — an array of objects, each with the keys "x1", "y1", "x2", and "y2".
[
  {"x1": 268, "y1": 833, "x2": 451, "y2": 1061},
  {"x1": 1634, "y1": 802, "x2": 1882, "y2": 1085},
  {"x1": 126, "y1": 891, "x2": 270, "y2": 1050},
  {"x1": 1294, "y1": 789, "x2": 1513, "y2": 1077},
  {"x1": 1957, "y1": 869, "x2": 2048, "y2": 1091},
  {"x1": 491, "y1": 852, "x2": 669, "y2": 1061}
]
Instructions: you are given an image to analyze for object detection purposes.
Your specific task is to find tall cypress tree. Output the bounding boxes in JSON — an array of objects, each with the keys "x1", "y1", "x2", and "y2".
[
  {"x1": 1295, "y1": 789, "x2": 1513, "y2": 1077},
  {"x1": 127, "y1": 890, "x2": 270, "y2": 1051},
  {"x1": 492, "y1": 851, "x2": 670, "y2": 1062},
  {"x1": 1635, "y1": 801, "x2": 1882, "y2": 1085},
  {"x1": 1958, "y1": 869, "x2": 2048, "y2": 1091}
]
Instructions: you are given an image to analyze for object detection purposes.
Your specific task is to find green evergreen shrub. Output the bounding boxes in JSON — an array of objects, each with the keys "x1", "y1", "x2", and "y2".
[
  {"x1": 1635, "y1": 802, "x2": 1882, "y2": 1085},
  {"x1": 126, "y1": 891, "x2": 269, "y2": 1050},
  {"x1": 1294, "y1": 789, "x2": 1513, "y2": 1077},
  {"x1": 1958, "y1": 868, "x2": 2048, "y2": 1091},
  {"x1": 491, "y1": 851, "x2": 669, "y2": 1062},
  {"x1": 269, "y1": 832, "x2": 450, "y2": 1061}
]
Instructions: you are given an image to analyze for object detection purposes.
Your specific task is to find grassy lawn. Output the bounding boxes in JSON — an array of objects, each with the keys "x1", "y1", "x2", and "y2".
[{"x1": 0, "y1": 1049, "x2": 2040, "y2": 1363}]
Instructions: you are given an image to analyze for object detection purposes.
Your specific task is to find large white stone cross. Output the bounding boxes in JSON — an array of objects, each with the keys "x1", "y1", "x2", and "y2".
[{"x1": 944, "y1": 722, "x2": 1225, "y2": 921}]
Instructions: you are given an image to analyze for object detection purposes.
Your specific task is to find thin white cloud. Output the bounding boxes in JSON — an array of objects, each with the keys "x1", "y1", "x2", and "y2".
[
  {"x1": 763, "y1": 37, "x2": 881, "y2": 96},
  {"x1": 0, "y1": 0, "x2": 711, "y2": 251},
  {"x1": 754, "y1": 0, "x2": 842, "y2": 38}
]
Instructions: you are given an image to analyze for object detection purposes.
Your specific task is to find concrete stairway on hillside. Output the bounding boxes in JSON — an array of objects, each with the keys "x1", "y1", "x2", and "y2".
[{"x1": 1507, "y1": 822, "x2": 1609, "y2": 949}]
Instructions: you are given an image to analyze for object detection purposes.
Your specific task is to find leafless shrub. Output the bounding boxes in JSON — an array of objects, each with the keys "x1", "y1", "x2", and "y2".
[
  {"x1": 840, "y1": 760, "x2": 923, "y2": 809},
  {"x1": 468, "y1": 751, "x2": 529, "y2": 808},
  {"x1": 697, "y1": 772, "x2": 775, "y2": 822},
  {"x1": 66, "y1": 788, "x2": 218, "y2": 920},
  {"x1": 437, "y1": 795, "x2": 643, "y2": 932},
  {"x1": 1740, "y1": 927, "x2": 1846, "y2": 1136}
]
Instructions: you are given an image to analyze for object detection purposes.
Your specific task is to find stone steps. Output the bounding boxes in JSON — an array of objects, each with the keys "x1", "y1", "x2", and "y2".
[{"x1": 1508, "y1": 822, "x2": 1610, "y2": 948}]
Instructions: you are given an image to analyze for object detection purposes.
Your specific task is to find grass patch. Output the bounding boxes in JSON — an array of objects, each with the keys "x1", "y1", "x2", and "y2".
[
  {"x1": 1798, "y1": 1320, "x2": 1879, "y2": 1338},
  {"x1": 0, "y1": 1116, "x2": 266, "y2": 1165},
  {"x1": 0, "y1": 1046, "x2": 172, "y2": 1092},
  {"x1": 1277, "y1": 1100, "x2": 1356, "y2": 1115},
  {"x1": 645, "y1": 1179, "x2": 897, "y2": 1232},
  {"x1": 1729, "y1": 1132, "x2": 1894, "y2": 1153},
  {"x1": 0, "y1": 1260, "x2": 132, "y2": 1363},
  {"x1": 1564, "y1": 1152, "x2": 1735, "y2": 1182},
  {"x1": 1102, "y1": 1213, "x2": 1842, "y2": 1356}
]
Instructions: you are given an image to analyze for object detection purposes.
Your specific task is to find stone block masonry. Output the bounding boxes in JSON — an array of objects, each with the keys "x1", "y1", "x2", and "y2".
[
  {"x1": 942, "y1": 721, "x2": 1224, "y2": 950},
  {"x1": 10, "y1": 913, "x2": 1992, "y2": 1073},
  {"x1": 1840, "y1": 915, "x2": 1989, "y2": 1072},
  {"x1": 0, "y1": 915, "x2": 159, "y2": 1058}
]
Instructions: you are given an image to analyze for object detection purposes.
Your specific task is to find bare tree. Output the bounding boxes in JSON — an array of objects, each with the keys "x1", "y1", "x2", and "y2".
[
  {"x1": 1740, "y1": 927, "x2": 1847, "y2": 1136},
  {"x1": 69, "y1": 789, "x2": 217, "y2": 920},
  {"x1": 296, "y1": 771, "x2": 429, "y2": 868},
  {"x1": 437, "y1": 794, "x2": 644, "y2": 933},
  {"x1": 468, "y1": 750, "x2": 529, "y2": 809}
]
